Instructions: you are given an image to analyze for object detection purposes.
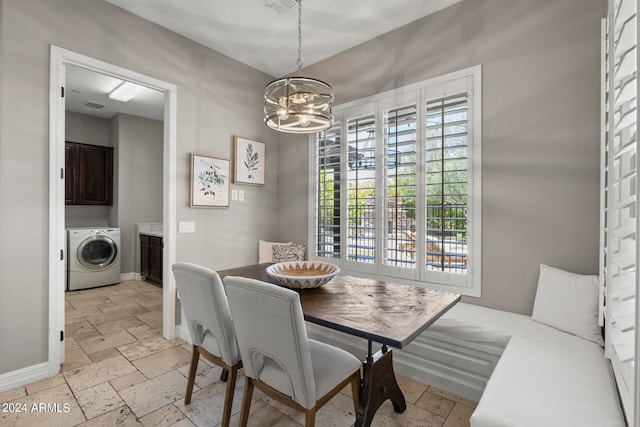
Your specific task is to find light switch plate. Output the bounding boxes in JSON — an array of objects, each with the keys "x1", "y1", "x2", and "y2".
[
  {"x1": 231, "y1": 189, "x2": 238, "y2": 200},
  {"x1": 239, "y1": 190, "x2": 245, "y2": 201},
  {"x1": 178, "y1": 221, "x2": 195, "y2": 233}
]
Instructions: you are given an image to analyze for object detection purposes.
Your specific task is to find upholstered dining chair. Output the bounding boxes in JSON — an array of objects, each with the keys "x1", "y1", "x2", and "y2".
[
  {"x1": 223, "y1": 276, "x2": 361, "y2": 427},
  {"x1": 172, "y1": 262, "x2": 242, "y2": 427}
]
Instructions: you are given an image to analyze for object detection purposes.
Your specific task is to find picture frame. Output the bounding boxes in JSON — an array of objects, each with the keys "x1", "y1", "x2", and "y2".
[
  {"x1": 189, "y1": 153, "x2": 230, "y2": 208},
  {"x1": 234, "y1": 136, "x2": 266, "y2": 186}
]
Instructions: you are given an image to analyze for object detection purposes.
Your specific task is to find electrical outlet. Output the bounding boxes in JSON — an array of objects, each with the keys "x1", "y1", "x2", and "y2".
[{"x1": 178, "y1": 221, "x2": 195, "y2": 233}]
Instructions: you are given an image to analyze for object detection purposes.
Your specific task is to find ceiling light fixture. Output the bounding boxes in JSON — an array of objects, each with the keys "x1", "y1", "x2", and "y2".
[
  {"x1": 109, "y1": 81, "x2": 145, "y2": 102},
  {"x1": 264, "y1": 0, "x2": 334, "y2": 134}
]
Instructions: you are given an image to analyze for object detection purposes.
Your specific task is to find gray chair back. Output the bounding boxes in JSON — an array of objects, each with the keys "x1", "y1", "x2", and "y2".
[
  {"x1": 172, "y1": 262, "x2": 239, "y2": 366},
  {"x1": 224, "y1": 276, "x2": 317, "y2": 409}
]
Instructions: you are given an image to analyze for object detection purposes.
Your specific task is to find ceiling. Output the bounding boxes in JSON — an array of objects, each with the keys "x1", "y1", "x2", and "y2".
[
  {"x1": 104, "y1": 0, "x2": 464, "y2": 77},
  {"x1": 65, "y1": 65, "x2": 165, "y2": 120},
  {"x1": 66, "y1": 0, "x2": 462, "y2": 120}
]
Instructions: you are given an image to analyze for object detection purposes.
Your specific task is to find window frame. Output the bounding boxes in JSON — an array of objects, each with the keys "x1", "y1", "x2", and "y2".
[{"x1": 308, "y1": 65, "x2": 482, "y2": 297}]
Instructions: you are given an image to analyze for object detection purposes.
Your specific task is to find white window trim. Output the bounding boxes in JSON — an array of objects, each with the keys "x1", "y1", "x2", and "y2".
[{"x1": 308, "y1": 65, "x2": 482, "y2": 297}]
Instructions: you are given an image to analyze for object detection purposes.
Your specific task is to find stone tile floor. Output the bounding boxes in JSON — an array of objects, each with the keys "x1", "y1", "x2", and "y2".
[{"x1": 0, "y1": 280, "x2": 476, "y2": 426}]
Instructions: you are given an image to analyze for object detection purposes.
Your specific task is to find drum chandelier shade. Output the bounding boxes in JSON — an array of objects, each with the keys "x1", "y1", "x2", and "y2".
[
  {"x1": 264, "y1": 0, "x2": 334, "y2": 134},
  {"x1": 264, "y1": 77, "x2": 333, "y2": 133}
]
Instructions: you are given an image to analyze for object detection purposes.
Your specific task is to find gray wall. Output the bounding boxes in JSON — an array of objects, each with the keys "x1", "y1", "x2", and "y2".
[
  {"x1": 111, "y1": 113, "x2": 163, "y2": 274},
  {"x1": 65, "y1": 111, "x2": 112, "y2": 227},
  {"x1": 0, "y1": 0, "x2": 605, "y2": 377},
  {"x1": 278, "y1": 0, "x2": 606, "y2": 315},
  {"x1": 66, "y1": 111, "x2": 110, "y2": 146},
  {"x1": 0, "y1": 0, "x2": 277, "y2": 375}
]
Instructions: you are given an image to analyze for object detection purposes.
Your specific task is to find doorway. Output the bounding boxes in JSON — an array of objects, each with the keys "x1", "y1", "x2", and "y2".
[{"x1": 48, "y1": 46, "x2": 177, "y2": 375}]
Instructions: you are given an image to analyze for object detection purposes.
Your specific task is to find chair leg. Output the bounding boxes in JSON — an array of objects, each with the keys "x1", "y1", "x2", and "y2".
[
  {"x1": 184, "y1": 345, "x2": 200, "y2": 405},
  {"x1": 304, "y1": 410, "x2": 316, "y2": 427},
  {"x1": 238, "y1": 376, "x2": 255, "y2": 427},
  {"x1": 220, "y1": 364, "x2": 238, "y2": 427},
  {"x1": 350, "y1": 372, "x2": 360, "y2": 414}
]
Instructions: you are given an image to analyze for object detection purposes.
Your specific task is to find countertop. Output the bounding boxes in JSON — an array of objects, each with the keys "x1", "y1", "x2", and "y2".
[{"x1": 137, "y1": 222, "x2": 163, "y2": 238}]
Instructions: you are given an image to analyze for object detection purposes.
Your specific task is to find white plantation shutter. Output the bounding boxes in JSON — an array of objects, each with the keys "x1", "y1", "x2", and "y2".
[
  {"x1": 425, "y1": 95, "x2": 469, "y2": 275},
  {"x1": 310, "y1": 66, "x2": 481, "y2": 295},
  {"x1": 383, "y1": 104, "x2": 418, "y2": 270},
  {"x1": 346, "y1": 114, "x2": 377, "y2": 268},
  {"x1": 314, "y1": 125, "x2": 342, "y2": 260},
  {"x1": 602, "y1": 0, "x2": 638, "y2": 423},
  {"x1": 600, "y1": 16, "x2": 610, "y2": 330}
]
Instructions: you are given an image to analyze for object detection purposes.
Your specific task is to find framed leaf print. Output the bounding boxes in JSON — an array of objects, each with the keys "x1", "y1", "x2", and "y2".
[
  {"x1": 190, "y1": 153, "x2": 230, "y2": 207},
  {"x1": 234, "y1": 136, "x2": 266, "y2": 185}
]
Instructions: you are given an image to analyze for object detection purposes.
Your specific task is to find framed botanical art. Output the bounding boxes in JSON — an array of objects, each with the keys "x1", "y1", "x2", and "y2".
[
  {"x1": 234, "y1": 136, "x2": 266, "y2": 186},
  {"x1": 189, "y1": 153, "x2": 230, "y2": 208}
]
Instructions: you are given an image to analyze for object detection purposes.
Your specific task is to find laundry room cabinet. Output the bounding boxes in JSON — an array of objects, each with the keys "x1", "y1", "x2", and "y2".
[
  {"x1": 140, "y1": 234, "x2": 163, "y2": 285},
  {"x1": 65, "y1": 141, "x2": 113, "y2": 205}
]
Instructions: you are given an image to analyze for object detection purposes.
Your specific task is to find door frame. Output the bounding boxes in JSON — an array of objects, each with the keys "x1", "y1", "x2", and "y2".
[{"x1": 48, "y1": 46, "x2": 177, "y2": 374}]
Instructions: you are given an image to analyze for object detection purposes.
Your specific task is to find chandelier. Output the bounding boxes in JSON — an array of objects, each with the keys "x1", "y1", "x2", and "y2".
[{"x1": 264, "y1": 0, "x2": 334, "y2": 134}]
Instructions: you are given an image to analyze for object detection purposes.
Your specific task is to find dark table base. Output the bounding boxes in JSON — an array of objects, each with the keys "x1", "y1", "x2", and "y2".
[{"x1": 356, "y1": 346, "x2": 406, "y2": 427}]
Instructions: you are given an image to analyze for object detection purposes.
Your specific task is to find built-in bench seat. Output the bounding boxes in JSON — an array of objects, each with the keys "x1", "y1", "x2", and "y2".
[
  {"x1": 307, "y1": 264, "x2": 627, "y2": 426},
  {"x1": 421, "y1": 302, "x2": 625, "y2": 427},
  {"x1": 307, "y1": 300, "x2": 625, "y2": 425}
]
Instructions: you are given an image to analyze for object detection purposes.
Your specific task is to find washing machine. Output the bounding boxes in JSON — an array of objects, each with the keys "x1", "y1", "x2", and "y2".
[{"x1": 67, "y1": 227, "x2": 121, "y2": 291}]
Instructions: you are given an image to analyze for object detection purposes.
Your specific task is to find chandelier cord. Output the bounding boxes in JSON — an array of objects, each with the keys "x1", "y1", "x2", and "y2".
[
  {"x1": 297, "y1": 0, "x2": 303, "y2": 74},
  {"x1": 263, "y1": 0, "x2": 333, "y2": 133}
]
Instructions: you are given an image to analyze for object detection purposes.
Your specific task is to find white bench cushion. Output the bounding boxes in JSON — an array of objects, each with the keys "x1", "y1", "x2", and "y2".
[
  {"x1": 531, "y1": 264, "x2": 603, "y2": 345},
  {"x1": 429, "y1": 302, "x2": 583, "y2": 350},
  {"x1": 470, "y1": 335, "x2": 625, "y2": 427}
]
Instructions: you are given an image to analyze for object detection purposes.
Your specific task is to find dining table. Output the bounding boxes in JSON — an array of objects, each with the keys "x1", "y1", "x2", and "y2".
[{"x1": 217, "y1": 263, "x2": 461, "y2": 427}]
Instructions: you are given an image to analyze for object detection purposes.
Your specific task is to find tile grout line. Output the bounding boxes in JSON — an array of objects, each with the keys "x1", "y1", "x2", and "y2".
[{"x1": 45, "y1": 280, "x2": 477, "y2": 427}]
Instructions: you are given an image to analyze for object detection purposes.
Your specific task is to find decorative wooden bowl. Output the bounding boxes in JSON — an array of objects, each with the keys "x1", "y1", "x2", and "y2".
[{"x1": 266, "y1": 261, "x2": 340, "y2": 289}]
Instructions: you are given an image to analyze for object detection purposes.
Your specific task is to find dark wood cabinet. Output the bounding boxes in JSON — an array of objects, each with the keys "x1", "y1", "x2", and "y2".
[
  {"x1": 140, "y1": 235, "x2": 150, "y2": 278},
  {"x1": 65, "y1": 143, "x2": 77, "y2": 204},
  {"x1": 65, "y1": 142, "x2": 113, "y2": 205},
  {"x1": 149, "y1": 237, "x2": 163, "y2": 284},
  {"x1": 140, "y1": 234, "x2": 162, "y2": 285}
]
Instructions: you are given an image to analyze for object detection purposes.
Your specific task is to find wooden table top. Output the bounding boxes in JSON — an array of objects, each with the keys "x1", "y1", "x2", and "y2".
[{"x1": 217, "y1": 263, "x2": 461, "y2": 349}]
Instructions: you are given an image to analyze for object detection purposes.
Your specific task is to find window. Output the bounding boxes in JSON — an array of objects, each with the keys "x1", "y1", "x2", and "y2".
[
  {"x1": 310, "y1": 66, "x2": 481, "y2": 295},
  {"x1": 384, "y1": 105, "x2": 418, "y2": 269},
  {"x1": 425, "y1": 95, "x2": 469, "y2": 274},
  {"x1": 315, "y1": 126, "x2": 341, "y2": 259},
  {"x1": 600, "y1": 0, "x2": 638, "y2": 421},
  {"x1": 347, "y1": 115, "x2": 376, "y2": 264}
]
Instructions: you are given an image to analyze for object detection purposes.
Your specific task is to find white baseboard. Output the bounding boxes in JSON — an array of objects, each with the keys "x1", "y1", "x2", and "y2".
[
  {"x1": 120, "y1": 272, "x2": 143, "y2": 282},
  {"x1": 0, "y1": 325, "x2": 187, "y2": 395},
  {"x1": 176, "y1": 323, "x2": 191, "y2": 344},
  {"x1": 0, "y1": 362, "x2": 51, "y2": 393}
]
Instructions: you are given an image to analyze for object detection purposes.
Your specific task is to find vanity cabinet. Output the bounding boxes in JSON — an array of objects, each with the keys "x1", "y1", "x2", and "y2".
[
  {"x1": 65, "y1": 142, "x2": 113, "y2": 205},
  {"x1": 140, "y1": 234, "x2": 163, "y2": 285}
]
